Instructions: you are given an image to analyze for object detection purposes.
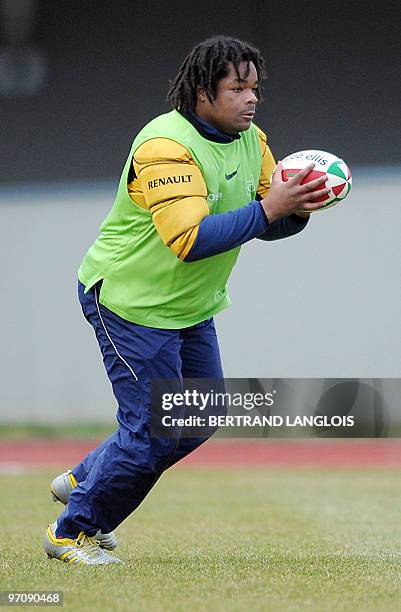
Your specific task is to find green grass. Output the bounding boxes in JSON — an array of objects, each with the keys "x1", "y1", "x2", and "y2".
[
  {"x1": 0, "y1": 423, "x2": 115, "y2": 440},
  {"x1": 1, "y1": 468, "x2": 401, "y2": 611}
]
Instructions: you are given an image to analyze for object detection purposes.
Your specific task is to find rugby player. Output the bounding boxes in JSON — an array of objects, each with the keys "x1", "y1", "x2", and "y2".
[{"x1": 43, "y1": 35, "x2": 328, "y2": 564}]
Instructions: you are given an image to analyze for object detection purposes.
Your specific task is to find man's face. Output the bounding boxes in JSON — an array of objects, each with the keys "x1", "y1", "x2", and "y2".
[{"x1": 195, "y1": 61, "x2": 259, "y2": 135}]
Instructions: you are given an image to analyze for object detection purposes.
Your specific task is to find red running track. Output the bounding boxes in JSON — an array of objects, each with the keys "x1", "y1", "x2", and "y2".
[{"x1": 2, "y1": 439, "x2": 401, "y2": 469}]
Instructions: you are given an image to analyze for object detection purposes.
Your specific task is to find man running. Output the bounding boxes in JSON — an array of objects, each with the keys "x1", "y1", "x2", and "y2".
[{"x1": 44, "y1": 35, "x2": 328, "y2": 565}]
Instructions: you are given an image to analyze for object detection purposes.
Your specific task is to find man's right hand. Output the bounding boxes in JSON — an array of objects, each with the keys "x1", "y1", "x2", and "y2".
[{"x1": 260, "y1": 161, "x2": 330, "y2": 223}]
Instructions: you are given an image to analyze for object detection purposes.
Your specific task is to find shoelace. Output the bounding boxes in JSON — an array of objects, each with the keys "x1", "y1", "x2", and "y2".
[{"x1": 75, "y1": 532, "x2": 101, "y2": 558}]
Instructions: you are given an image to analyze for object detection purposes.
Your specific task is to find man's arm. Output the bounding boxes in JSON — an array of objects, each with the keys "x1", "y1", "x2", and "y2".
[
  {"x1": 133, "y1": 137, "x2": 328, "y2": 262},
  {"x1": 132, "y1": 138, "x2": 272, "y2": 262},
  {"x1": 131, "y1": 138, "x2": 209, "y2": 260}
]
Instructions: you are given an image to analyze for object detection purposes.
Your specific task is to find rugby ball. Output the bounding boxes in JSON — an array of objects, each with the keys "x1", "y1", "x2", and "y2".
[{"x1": 281, "y1": 150, "x2": 352, "y2": 210}]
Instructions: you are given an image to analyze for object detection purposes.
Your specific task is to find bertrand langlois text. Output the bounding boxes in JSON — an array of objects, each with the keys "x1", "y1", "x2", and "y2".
[{"x1": 160, "y1": 414, "x2": 355, "y2": 428}]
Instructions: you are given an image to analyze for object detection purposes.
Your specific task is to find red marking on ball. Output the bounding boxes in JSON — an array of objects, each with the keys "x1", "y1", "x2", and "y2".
[
  {"x1": 282, "y1": 168, "x2": 328, "y2": 203},
  {"x1": 332, "y1": 182, "x2": 347, "y2": 197}
]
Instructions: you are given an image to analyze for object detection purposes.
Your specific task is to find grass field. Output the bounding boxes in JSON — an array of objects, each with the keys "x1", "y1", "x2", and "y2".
[{"x1": 1, "y1": 467, "x2": 401, "y2": 611}]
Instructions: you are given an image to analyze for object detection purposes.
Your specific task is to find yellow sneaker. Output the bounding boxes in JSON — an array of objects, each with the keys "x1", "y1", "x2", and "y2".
[
  {"x1": 43, "y1": 522, "x2": 122, "y2": 565},
  {"x1": 50, "y1": 470, "x2": 78, "y2": 504},
  {"x1": 50, "y1": 471, "x2": 117, "y2": 550}
]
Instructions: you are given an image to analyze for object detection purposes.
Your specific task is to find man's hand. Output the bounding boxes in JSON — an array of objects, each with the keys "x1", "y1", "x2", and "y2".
[{"x1": 260, "y1": 161, "x2": 330, "y2": 223}]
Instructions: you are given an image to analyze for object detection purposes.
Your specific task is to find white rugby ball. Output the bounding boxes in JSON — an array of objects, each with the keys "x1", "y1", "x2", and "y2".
[{"x1": 281, "y1": 150, "x2": 352, "y2": 210}]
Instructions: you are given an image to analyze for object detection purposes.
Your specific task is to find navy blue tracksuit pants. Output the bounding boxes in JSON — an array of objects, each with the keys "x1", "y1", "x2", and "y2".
[{"x1": 56, "y1": 281, "x2": 223, "y2": 538}]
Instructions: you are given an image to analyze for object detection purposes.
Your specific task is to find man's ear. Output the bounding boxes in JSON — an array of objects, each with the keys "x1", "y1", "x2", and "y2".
[{"x1": 196, "y1": 86, "x2": 207, "y2": 103}]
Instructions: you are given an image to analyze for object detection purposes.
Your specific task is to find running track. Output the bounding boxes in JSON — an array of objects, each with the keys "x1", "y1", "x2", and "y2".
[{"x1": 2, "y1": 439, "x2": 401, "y2": 470}]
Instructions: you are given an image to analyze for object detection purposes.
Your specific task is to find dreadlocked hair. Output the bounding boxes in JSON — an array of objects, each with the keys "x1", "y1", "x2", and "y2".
[{"x1": 167, "y1": 35, "x2": 266, "y2": 112}]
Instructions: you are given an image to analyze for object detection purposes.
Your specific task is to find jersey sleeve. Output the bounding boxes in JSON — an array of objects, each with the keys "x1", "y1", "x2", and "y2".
[
  {"x1": 132, "y1": 138, "x2": 209, "y2": 260},
  {"x1": 254, "y1": 125, "x2": 276, "y2": 199}
]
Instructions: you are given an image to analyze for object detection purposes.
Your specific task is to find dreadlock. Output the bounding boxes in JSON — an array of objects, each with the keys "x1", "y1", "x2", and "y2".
[{"x1": 167, "y1": 35, "x2": 266, "y2": 112}]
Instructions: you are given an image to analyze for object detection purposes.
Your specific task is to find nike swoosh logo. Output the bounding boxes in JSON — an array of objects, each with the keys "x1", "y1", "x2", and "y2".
[{"x1": 225, "y1": 164, "x2": 240, "y2": 181}]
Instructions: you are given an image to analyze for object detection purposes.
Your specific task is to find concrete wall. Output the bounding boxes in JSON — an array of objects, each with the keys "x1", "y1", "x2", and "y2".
[{"x1": 1, "y1": 168, "x2": 400, "y2": 423}]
